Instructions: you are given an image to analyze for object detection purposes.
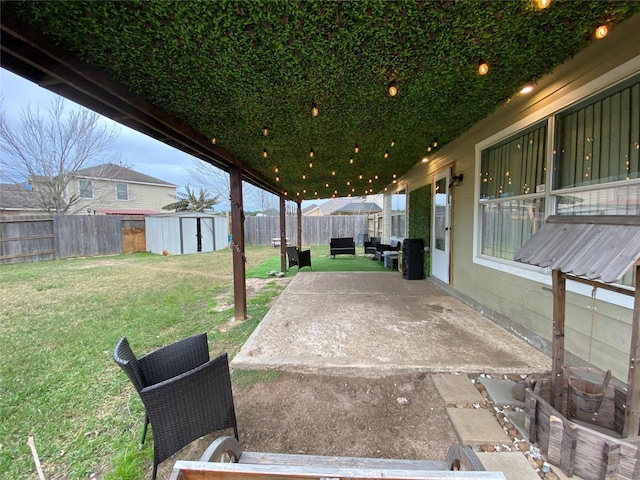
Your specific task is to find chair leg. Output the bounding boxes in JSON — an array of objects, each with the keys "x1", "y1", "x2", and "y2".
[
  {"x1": 140, "y1": 412, "x2": 149, "y2": 446},
  {"x1": 151, "y1": 463, "x2": 158, "y2": 480}
]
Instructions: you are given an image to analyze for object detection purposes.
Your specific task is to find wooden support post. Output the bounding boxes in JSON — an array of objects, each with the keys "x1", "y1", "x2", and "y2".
[
  {"x1": 551, "y1": 269, "x2": 566, "y2": 412},
  {"x1": 527, "y1": 395, "x2": 537, "y2": 444},
  {"x1": 603, "y1": 440, "x2": 620, "y2": 480},
  {"x1": 548, "y1": 415, "x2": 563, "y2": 465},
  {"x1": 563, "y1": 422, "x2": 577, "y2": 477},
  {"x1": 279, "y1": 196, "x2": 286, "y2": 273},
  {"x1": 297, "y1": 201, "x2": 302, "y2": 250},
  {"x1": 624, "y1": 263, "x2": 640, "y2": 437},
  {"x1": 229, "y1": 167, "x2": 246, "y2": 321}
]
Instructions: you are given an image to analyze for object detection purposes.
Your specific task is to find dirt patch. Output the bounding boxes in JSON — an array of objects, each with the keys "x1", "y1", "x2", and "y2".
[{"x1": 156, "y1": 371, "x2": 458, "y2": 479}]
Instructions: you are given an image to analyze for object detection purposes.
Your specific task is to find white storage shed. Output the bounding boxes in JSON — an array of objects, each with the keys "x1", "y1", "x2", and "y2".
[{"x1": 145, "y1": 212, "x2": 229, "y2": 255}]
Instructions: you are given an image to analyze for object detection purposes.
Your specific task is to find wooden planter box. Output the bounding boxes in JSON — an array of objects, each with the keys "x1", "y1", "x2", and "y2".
[{"x1": 525, "y1": 376, "x2": 640, "y2": 480}]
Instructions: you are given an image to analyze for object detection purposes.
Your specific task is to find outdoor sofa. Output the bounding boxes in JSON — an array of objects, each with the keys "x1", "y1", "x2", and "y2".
[{"x1": 329, "y1": 237, "x2": 356, "y2": 257}]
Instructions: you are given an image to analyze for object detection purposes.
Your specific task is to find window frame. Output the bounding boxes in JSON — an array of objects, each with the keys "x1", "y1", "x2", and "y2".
[
  {"x1": 78, "y1": 179, "x2": 93, "y2": 199},
  {"x1": 116, "y1": 183, "x2": 129, "y2": 201},
  {"x1": 473, "y1": 67, "x2": 639, "y2": 307}
]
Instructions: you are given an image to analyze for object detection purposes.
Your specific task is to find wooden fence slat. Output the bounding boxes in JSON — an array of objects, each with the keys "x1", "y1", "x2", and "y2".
[{"x1": 244, "y1": 215, "x2": 369, "y2": 246}]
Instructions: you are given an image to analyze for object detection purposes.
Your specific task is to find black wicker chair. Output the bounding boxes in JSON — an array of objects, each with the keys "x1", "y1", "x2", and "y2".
[
  {"x1": 364, "y1": 236, "x2": 381, "y2": 255},
  {"x1": 113, "y1": 335, "x2": 238, "y2": 480},
  {"x1": 286, "y1": 246, "x2": 312, "y2": 270}
]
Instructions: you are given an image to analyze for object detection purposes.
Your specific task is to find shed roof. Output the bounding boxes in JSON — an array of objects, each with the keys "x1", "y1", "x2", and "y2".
[{"x1": 514, "y1": 216, "x2": 640, "y2": 284}]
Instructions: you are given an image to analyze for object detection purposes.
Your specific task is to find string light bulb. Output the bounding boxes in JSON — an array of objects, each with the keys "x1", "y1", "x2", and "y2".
[
  {"x1": 536, "y1": 0, "x2": 551, "y2": 8},
  {"x1": 388, "y1": 83, "x2": 398, "y2": 96},
  {"x1": 478, "y1": 63, "x2": 489, "y2": 75},
  {"x1": 309, "y1": 161, "x2": 313, "y2": 168},
  {"x1": 595, "y1": 25, "x2": 608, "y2": 39},
  {"x1": 274, "y1": 167, "x2": 279, "y2": 173},
  {"x1": 390, "y1": 140, "x2": 395, "y2": 147},
  {"x1": 354, "y1": 143, "x2": 359, "y2": 154},
  {"x1": 263, "y1": 149, "x2": 268, "y2": 158},
  {"x1": 331, "y1": 170, "x2": 336, "y2": 176},
  {"x1": 349, "y1": 157, "x2": 354, "y2": 164},
  {"x1": 309, "y1": 148, "x2": 314, "y2": 158},
  {"x1": 210, "y1": 137, "x2": 216, "y2": 144},
  {"x1": 263, "y1": 126, "x2": 268, "y2": 136},
  {"x1": 302, "y1": 174, "x2": 306, "y2": 180},
  {"x1": 311, "y1": 102, "x2": 319, "y2": 117},
  {"x1": 384, "y1": 150, "x2": 389, "y2": 159}
]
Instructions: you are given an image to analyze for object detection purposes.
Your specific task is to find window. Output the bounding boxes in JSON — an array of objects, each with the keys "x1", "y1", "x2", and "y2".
[
  {"x1": 478, "y1": 74, "x2": 639, "y2": 287},
  {"x1": 79, "y1": 179, "x2": 93, "y2": 199},
  {"x1": 554, "y1": 77, "x2": 639, "y2": 190},
  {"x1": 391, "y1": 189, "x2": 406, "y2": 238},
  {"x1": 116, "y1": 183, "x2": 129, "y2": 201},
  {"x1": 479, "y1": 123, "x2": 547, "y2": 260}
]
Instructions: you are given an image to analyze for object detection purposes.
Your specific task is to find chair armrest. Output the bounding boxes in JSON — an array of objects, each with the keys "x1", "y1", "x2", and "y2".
[{"x1": 139, "y1": 333, "x2": 210, "y2": 386}]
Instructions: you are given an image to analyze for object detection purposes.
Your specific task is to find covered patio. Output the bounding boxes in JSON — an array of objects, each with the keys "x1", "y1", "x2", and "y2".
[{"x1": 233, "y1": 272, "x2": 550, "y2": 375}]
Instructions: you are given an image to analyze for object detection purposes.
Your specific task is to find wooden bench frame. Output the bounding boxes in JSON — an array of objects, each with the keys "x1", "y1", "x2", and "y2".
[{"x1": 170, "y1": 436, "x2": 506, "y2": 480}]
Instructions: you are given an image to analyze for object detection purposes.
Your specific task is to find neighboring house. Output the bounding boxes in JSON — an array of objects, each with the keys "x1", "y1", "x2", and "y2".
[
  {"x1": 32, "y1": 163, "x2": 178, "y2": 215},
  {"x1": 0, "y1": 183, "x2": 48, "y2": 215},
  {"x1": 332, "y1": 202, "x2": 381, "y2": 216},
  {"x1": 303, "y1": 195, "x2": 382, "y2": 216},
  {"x1": 378, "y1": 18, "x2": 640, "y2": 382}
]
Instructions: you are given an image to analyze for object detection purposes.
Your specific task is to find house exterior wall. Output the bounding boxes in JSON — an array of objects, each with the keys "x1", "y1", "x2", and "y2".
[
  {"x1": 67, "y1": 179, "x2": 176, "y2": 214},
  {"x1": 389, "y1": 15, "x2": 640, "y2": 381}
]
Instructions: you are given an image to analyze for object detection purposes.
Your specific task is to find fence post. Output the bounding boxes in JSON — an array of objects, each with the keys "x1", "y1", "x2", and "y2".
[{"x1": 53, "y1": 215, "x2": 62, "y2": 259}]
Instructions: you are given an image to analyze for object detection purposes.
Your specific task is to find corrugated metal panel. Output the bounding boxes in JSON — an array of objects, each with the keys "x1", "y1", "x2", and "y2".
[{"x1": 514, "y1": 216, "x2": 640, "y2": 283}]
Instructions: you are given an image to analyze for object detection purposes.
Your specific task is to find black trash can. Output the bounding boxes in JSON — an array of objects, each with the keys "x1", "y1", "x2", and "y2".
[{"x1": 402, "y1": 238, "x2": 424, "y2": 280}]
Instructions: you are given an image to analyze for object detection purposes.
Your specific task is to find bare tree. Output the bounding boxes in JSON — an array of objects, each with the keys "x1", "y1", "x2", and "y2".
[
  {"x1": 188, "y1": 158, "x2": 280, "y2": 214},
  {"x1": 0, "y1": 97, "x2": 120, "y2": 214}
]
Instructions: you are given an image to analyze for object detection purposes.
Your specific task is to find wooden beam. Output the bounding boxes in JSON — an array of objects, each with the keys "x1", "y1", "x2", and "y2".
[
  {"x1": 229, "y1": 167, "x2": 246, "y2": 321},
  {"x1": 279, "y1": 196, "x2": 286, "y2": 273},
  {"x1": 551, "y1": 269, "x2": 566, "y2": 411},
  {"x1": 566, "y1": 274, "x2": 635, "y2": 297},
  {"x1": 624, "y1": 263, "x2": 640, "y2": 436}
]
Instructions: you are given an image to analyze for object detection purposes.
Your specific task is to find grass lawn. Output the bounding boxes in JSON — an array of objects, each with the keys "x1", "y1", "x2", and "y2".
[
  {"x1": 0, "y1": 245, "x2": 392, "y2": 479},
  {"x1": 246, "y1": 245, "x2": 390, "y2": 278}
]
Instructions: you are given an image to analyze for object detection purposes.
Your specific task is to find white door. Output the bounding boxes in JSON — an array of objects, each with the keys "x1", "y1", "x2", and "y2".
[{"x1": 432, "y1": 168, "x2": 451, "y2": 283}]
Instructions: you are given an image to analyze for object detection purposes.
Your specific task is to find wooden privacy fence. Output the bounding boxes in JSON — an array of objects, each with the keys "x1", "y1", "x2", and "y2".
[
  {"x1": 0, "y1": 214, "x2": 369, "y2": 264},
  {"x1": 243, "y1": 215, "x2": 369, "y2": 246},
  {"x1": 0, "y1": 215, "x2": 145, "y2": 264}
]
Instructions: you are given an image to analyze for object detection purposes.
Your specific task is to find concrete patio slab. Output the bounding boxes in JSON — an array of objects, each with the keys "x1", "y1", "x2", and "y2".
[
  {"x1": 475, "y1": 452, "x2": 539, "y2": 480},
  {"x1": 432, "y1": 374, "x2": 486, "y2": 406},
  {"x1": 446, "y1": 408, "x2": 510, "y2": 445},
  {"x1": 232, "y1": 272, "x2": 551, "y2": 376}
]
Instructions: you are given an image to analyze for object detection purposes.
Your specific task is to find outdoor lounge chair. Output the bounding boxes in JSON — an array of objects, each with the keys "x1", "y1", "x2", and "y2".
[
  {"x1": 286, "y1": 246, "x2": 312, "y2": 270},
  {"x1": 364, "y1": 236, "x2": 380, "y2": 255},
  {"x1": 113, "y1": 334, "x2": 239, "y2": 480}
]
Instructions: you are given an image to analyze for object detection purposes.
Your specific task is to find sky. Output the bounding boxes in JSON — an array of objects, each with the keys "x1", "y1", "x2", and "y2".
[{"x1": 1, "y1": 67, "x2": 197, "y2": 189}]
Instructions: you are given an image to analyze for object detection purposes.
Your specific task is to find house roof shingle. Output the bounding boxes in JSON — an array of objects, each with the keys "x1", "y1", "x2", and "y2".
[
  {"x1": 73, "y1": 163, "x2": 177, "y2": 187},
  {"x1": 0, "y1": 184, "x2": 44, "y2": 211}
]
